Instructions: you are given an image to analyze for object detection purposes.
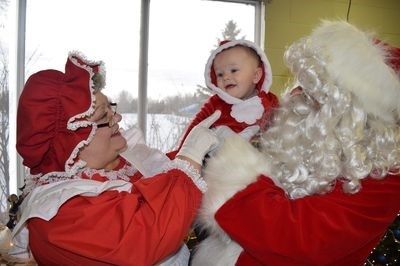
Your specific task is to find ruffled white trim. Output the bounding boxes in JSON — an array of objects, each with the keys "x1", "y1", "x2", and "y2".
[
  {"x1": 23, "y1": 162, "x2": 137, "y2": 194},
  {"x1": 23, "y1": 52, "x2": 109, "y2": 193},
  {"x1": 81, "y1": 163, "x2": 137, "y2": 182},
  {"x1": 204, "y1": 39, "x2": 272, "y2": 105},
  {"x1": 165, "y1": 159, "x2": 207, "y2": 193},
  {"x1": 230, "y1": 95, "x2": 264, "y2": 124},
  {"x1": 64, "y1": 52, "x2": 106, "y2": 177}
]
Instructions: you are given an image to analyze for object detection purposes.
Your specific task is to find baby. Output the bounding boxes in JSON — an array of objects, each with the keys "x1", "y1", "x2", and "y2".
[{"x1": 176, "y1": 39, "x2": 279, "y2": 153}]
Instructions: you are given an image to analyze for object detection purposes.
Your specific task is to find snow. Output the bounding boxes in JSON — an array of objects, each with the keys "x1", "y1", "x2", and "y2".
[{"x1": 121, "y1": 113, "x2": 191, "y2": 152}]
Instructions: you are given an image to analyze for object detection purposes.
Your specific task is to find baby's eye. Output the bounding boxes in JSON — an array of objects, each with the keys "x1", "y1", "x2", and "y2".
[
  {"x1": 230, "y1": 68, "x2": 238, "y2": 73},
  {"x1": 216, "y1": 72, "x2": 223, "y2": 78}
]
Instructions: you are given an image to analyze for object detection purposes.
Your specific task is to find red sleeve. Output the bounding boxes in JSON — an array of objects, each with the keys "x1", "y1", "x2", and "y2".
[
  {"x1": 215, "y1": 175, "x2": 400, "y2": 265},
  {"x1": 175, "y1": 97, "x2": 217, "y2": 152},
  {"x1": 28, "y1": 169, "x2": 202, "y2": 266}
]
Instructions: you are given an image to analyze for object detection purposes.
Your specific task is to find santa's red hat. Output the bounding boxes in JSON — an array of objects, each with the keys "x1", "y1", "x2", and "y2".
[
  {"x1": 205, "y1": 39, "x2": 273, "y2": 105},
  {"x1": 305, "y1": 21, "x2": 400, "y2": 123},
  {"x1": 17, "y1": 52, "x2": 106, "y2": 181}
]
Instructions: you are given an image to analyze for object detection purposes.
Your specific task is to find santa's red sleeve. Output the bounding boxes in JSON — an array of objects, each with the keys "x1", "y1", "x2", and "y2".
[
  {"x1": 27, "y1": 169, "x2": 202, "y2": 266},
  {"x1": 192, "y1": 130, "x2": 400, "y2": 266},
  {"x1": 216, "y1": 174, "x2": 400, "y2": 265}
]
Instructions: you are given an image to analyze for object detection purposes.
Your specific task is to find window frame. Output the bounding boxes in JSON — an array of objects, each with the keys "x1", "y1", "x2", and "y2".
[{"x1": 10, "y1": 0, "x2": 264, "y2": 192}]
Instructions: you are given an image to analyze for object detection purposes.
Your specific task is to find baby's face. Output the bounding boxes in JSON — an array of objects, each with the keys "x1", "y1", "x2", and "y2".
[{"x1": 213, "y1": 46, "x2": 262, "y2": 100}]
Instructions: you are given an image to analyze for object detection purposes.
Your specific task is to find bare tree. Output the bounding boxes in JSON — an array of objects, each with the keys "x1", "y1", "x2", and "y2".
[
  {"x1": 0, "y1": 0, "x2": 8, "y2": 14},
  {"x1": 0, "y1": 43, "x2": 9, "y2": 215},
  {"x1": 0, "y1": 0, "x2": 10, "y2": 219},
  {"x1": 115, "y1": 90, "x2": 136, "y2": 114}
]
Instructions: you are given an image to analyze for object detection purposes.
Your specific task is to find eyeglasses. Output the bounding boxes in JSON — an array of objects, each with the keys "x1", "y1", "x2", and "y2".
[{"x1": 96, "y1": 102, "x2": 118, "y2": 128}]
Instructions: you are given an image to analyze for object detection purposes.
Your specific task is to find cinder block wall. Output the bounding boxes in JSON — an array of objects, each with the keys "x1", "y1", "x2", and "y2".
[{"x1": 264, "y1": 0, "x2": 400, "y2": 95}]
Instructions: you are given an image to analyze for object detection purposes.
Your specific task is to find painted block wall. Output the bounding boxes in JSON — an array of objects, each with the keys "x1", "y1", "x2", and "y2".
[{"x1": 264, "y1": 0, "x2": 400, "y2": 95}]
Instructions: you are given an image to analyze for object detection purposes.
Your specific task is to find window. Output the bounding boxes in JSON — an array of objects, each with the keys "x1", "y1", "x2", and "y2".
[
  {"x1": 3, "y1": 0, "x2": 263, "y2": 206},
  {"x1": 146, "y1": 0, "x2": 259, "y2": 151},
  {"x1": 0, "y1": 0, "x2": 11, "y2": 219}
]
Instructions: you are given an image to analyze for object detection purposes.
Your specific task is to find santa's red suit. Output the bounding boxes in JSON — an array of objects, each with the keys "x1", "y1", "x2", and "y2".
[
  {"x1": 191, "y1": 21, "x2": 400, "y2": 266},
  {"x1": 177, "y1": 40, "x2": 279, "y2": 151},
  {"x1": 191, "y1": 136, "x2": 400, "y2": 266}
]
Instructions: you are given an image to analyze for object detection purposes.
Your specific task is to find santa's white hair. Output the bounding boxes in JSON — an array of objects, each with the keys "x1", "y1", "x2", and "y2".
[{"x1": 260, "y1": 20, "x2": 400, "y2": 199}]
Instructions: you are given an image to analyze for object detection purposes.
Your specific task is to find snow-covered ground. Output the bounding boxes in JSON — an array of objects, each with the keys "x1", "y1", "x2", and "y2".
[{"x1": 121, "y1": 113, "x2": 191, "y2": 152}]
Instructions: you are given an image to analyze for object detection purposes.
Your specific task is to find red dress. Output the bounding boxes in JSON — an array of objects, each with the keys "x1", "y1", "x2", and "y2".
[
  {"x1": 27, "y1": 159, "x2": 202, "y2": 266},
  {"x1": 176, "y1": 91, "x2": 279, "y2": 151}
]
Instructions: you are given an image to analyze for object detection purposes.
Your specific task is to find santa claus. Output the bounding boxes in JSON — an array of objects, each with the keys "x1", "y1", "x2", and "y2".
[{"x1": 191, "y1": 20, "x2": 400, "y2": 266}]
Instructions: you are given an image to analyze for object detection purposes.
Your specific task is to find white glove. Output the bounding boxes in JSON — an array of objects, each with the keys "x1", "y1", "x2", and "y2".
[
  {"x1": 121, "y1": 144, "x2": 171, "y2": 178},
  {"x1": 120, "y1": 126, "x2": 170, "y2": 178},
  {"x1": 177, "y1": 110, "x2": 221, "y2": 164}
]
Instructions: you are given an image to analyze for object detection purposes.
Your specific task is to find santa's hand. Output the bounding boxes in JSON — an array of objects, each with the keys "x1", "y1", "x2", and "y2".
[{"x1": 177, "y1": 111, "x2": 221, "y2": 164}]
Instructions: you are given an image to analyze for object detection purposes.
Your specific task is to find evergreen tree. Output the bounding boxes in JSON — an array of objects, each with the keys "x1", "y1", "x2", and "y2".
[
  {"x1": 115, "y1": 90, "x2": 136, "y2": 113},
  {"x1": 216, "y1": 20, "x2": 246, "y2": 45}
]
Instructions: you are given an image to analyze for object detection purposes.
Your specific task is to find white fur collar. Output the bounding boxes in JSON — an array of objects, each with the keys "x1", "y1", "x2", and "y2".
[
  {"x1": 197, "y1": 136, "x2": 274, "y2": 235},
  {"x1": 194, "y1": 136, "x2": 275, "y2": 265}
]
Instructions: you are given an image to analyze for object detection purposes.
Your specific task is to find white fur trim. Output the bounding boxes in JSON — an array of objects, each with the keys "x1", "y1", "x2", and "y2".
[
  {"x1": 197, "y1": 135, "x2": 276, "y2": 236},
  {"x1": 191, "y1": 236, "x2": 243, "y2": 266},
  {"x1": 310, "y1": 20, "x2": 400, "y2": 122},
  {"x1": 194, "y1": 137, "x2": 280, "y2": 265},
  {"x1": 204, "y1": 40, "x2": 273, "y2": 105},
  {"x1": 158, "y1": 244, "x2": 190, "y2": 266}
]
